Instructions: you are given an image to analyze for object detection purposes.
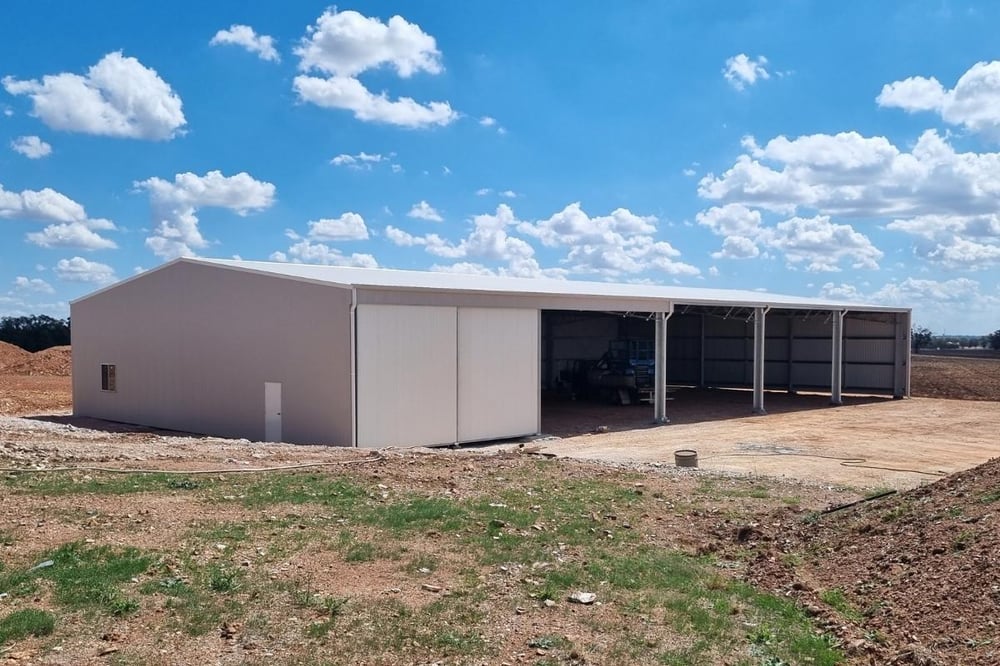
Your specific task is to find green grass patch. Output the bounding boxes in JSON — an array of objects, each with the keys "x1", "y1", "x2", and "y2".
[
  {"x1": 528, "y1": 634, "x2": 571, "y2": 650},
  {"x1": 819, "y1": 588, "x2": 862, "y2": 622},
  {"x1": 195, "y1": 522, "x2": 249, "y2": 544},
  {"x1": 343, "y1": 540, "x2": 378, "y2": 563},
  {"x1": 205, "y1": 564, "x2": 244, "y2": 593},
  {"x1": 404, "y1": 553, "x2": 439, "y2": 574},
  {"x1": 140, "y1": 558, "x2": 245, "y2": 637},
  {"x1": 980, "y1": 489, "x2": 1000, "y2": 504},
  {"x1": 0, "y1": 608, "x2": 56, "y2": 645},
  {"x1": 0, "y1": 466, "x2": 847, "y2": 664},
  {"x1": 881, "y1": 505, "x2": 908, "y2": 522},
  {"x1": 232, "y1": 473, "x2": 368, "y2": 510},
  {"x1": 525, "y1": 545, "x2": 843, "y2": 665},
  {"x1": 1, "y1": 542, "x2": 152, "y2": 616},
  {"x1": 2, "y1": 471, "x2": 208, "y2": 496},
  {"x1": 368, "y1": 497, "x2": 466, "y2": 532},
  {"x1": 304, "y1": 596, "x2": 349, "y2": 638}
]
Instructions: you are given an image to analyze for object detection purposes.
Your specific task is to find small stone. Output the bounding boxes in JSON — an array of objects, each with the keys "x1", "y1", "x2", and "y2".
[
  {"x1": 569, "y1": 591, "x2": 597, "y2": 604},
  {"x1": 515, "y1": 606, "x2": 526, "y2": 614},
  {"x1": 421, "y1": 583, "x2": 442, "y2": 593},
  {"x1": 544, "y1": 599, "x2": 557, "y2": 608}
]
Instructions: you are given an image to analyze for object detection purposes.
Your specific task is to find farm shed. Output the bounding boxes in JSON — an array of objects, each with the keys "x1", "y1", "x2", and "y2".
[{"x1": 71, "y1": 258, "x2": 911, "y2": 447}]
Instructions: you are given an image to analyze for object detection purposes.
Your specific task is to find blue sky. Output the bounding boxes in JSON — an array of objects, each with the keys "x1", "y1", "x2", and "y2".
[{"x1": 2, "y1": 1, "x2": 999, "y2": 334}]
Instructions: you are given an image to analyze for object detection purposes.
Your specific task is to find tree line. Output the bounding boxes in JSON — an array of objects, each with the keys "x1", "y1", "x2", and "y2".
[
  {"x1": 912, "y1": 326, "x2": 1000, "y2": 352},
  {"x1": 0, "y1": 315, "x2": 71, "y2": 352}
]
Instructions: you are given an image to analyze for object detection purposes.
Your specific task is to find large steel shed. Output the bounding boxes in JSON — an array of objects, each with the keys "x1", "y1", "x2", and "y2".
[{"x1": 71, "y1": 258, "x2": 911, "y2": 447}]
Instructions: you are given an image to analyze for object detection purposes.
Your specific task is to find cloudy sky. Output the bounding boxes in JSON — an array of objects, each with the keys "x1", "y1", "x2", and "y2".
[{"x1": 2, "y1": 2, "x2": 999, "y2": 333}]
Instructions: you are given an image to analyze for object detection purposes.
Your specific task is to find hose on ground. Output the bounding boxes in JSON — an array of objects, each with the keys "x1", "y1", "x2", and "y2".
[
  {"x1": 698, "y1": 451, "x2": 947, "y2": 477},
  {"x1": 0, "y1": 452, "x2": 385, "y2": 476}
]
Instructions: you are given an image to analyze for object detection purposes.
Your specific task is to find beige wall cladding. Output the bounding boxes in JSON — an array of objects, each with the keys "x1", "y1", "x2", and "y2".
[
  {"x1": 356, "y1": 305, "x2": 458, "y2": 448},
  {"x1": 72, "y1": 261, "x2": 353, "y2": 445},
  {"x1": 458, "y1": 308, "x2": 539, "y2": 443}
]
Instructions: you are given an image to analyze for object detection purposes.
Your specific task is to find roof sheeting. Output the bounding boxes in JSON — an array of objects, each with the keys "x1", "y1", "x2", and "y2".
[
  {"x1": 71, "y1": 256, "x2": 906, "y2": 312},
  {"x1": 183, "y1": 258, "x2": 905, "y2": 313}
]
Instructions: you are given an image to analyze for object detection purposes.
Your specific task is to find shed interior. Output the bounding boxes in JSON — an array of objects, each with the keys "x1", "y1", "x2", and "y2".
[{"x1": 538, "y1": 308, "x2": 903, "y2": 438}]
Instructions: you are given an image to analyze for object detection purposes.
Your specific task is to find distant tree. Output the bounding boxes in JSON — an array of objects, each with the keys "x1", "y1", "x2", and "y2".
[
  {"x1": 911, "y1": 326, "x2": 933, "y2": 353},
  {"x1": 0, "y1": 315, "x2": 71, "y2": 352},
  {"x1": 989, "y1": 329, "x2": 1000, "y2": 351}
]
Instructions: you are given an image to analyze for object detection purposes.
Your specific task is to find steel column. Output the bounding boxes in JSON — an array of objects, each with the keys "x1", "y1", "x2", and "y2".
[
  {"x1": 654, "y1": 311, "x2": 670, "y2": 424},
  {"x1": 752, "y1": 307, "x2": 768, "y2": 414},
  {"x1": 830, "y1": 310, "x2": 845, "y2": 405},
  {"x1": 894, "y1": 311, "x2": 911, "y2": 398}
]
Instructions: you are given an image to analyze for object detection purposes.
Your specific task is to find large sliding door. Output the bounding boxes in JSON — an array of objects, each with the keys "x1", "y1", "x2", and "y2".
[
  {"x1": 356, "y1": 305, "x2": 457, "y2": 448},
  {"x1": 356, "y1": 305, "x2": 539, "y2": 448},
  {"x1": 458, "y1": 308, "x2": 539, "y2": 442}
]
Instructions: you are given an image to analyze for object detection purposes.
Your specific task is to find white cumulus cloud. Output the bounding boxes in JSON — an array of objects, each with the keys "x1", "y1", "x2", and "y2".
[
  {"x1": 407, "y1": 200, "x2": 443, "y2": 222},
  {"x1": 0, "y1": 183, "x2": 117, "y2": 249},
  {"x1": 3, "y1": 51, "x2": 185, "y2": 140},
  {"x1": 270, "y1": 239, "x2": 377, "y2": 267},
  {"x1": 877, "y1": 61, "x2": 1000, "y2": 140},
  {"x1": 12, "y1": 276, "x2": 54, "y2": 294},
  {"x1": 210, "y1": 24, "x2": 280, "y2": 62},
  {"x1": 54, "y1": 257, "x2": 116, "y2": 284},
  {"x1": 698, "y1": 128, "x2": 1000, "y2": 269},
  {"x1": 768, "y1": 215, "x2": 883, "y2": 271},
  {"x1": 27, "y1": 222, "x2": 117, "y2": 250},
  {"x1": 1, "y1": 184, "x2": 86, "y2": 223},
  {"x1": 10, "y1": 135, "x2": 52, "y2": 158},
  {"x1": 135, "y1": 170, "x2": 276, "y2": 259},
  {"x1": 723, "y1": 54, "x2": 770, "y2": 91},
  {"x1": 293, "y1": 9, "x2": 457, "y2": 128},
  {"x1": 820, "y1": 277, "x2": 999, "y2": 332},
  {"x1": 517, "y1": 203, "x2": 699, "y2": 277},
  {"x1": 390, "y1": 202, "x2": 698, "y2": 279},
  {"x1": 389, "y1": 205, "x2": 565, "y2": 278},
  {"x1": 330, "y1": 151, "x2": 396, "y2": 170},
  {"x1": 307, "y1": 212, "x2": 369, "y2": 241}
]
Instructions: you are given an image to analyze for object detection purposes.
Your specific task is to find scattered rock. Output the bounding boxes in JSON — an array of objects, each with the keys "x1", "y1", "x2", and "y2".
[{"x1": 569, "y1": 592, "x2": 597, "y2": 605}]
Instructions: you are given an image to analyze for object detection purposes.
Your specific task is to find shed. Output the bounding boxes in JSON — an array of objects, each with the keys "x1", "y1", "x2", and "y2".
[{"x1": 71, "y1": 258, "x2": 911, "y2": 446}]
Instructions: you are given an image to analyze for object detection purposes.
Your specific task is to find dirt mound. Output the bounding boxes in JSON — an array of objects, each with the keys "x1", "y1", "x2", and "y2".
[
  {"x1": 0, "y1": 340, "x2": 31, "y2": 369},
  {"x1": 746, "y1": 457, "x2": 1000, "y2": 665},
  {"x1": 3, "y1": 345, "x2": 72, "y2": 376},
  {"x1": 911, "y1": 354, "x2": 1000, "y2": 401}
]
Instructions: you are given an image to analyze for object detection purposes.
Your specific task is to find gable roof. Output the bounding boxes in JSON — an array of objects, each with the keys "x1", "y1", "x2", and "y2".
[{"x1": 72, "y1": 257, "x2": 908, "y2": 313}]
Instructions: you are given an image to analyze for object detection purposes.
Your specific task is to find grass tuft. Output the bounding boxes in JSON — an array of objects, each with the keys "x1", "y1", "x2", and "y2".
[{"x1": 0, "y1": 608, "x2": 56, "y2": 645}]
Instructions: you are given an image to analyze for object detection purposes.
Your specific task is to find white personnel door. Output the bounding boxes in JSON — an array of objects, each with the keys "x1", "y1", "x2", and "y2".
[{"x1": 264, "y1": 382, "x2": 282, "y2": 442}]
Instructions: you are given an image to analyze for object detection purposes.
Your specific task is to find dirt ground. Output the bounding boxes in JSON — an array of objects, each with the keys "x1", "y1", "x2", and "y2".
[
  {"x1": 1, "y1": 346, "x2": 999, "y2": 664},
  {"x1": 910, "y1": 353, "x2": 1000, "y2": 401},
  {"x1": 531, "y1": 390, "x2": 999, "y2": 489}
]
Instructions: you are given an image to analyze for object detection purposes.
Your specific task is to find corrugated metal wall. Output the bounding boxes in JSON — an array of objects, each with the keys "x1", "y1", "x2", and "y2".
[{"x1": 843, "y1": 315, "x2": 898, "y2": 392}]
